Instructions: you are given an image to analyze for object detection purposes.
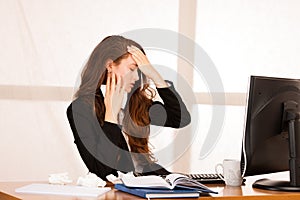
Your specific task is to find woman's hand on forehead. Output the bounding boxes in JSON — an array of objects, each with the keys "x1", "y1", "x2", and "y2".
[{"x1": 127, "y1": 45, "x2": 168, "y2": 88}]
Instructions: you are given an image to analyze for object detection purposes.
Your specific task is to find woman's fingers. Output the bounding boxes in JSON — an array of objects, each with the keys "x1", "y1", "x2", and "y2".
[
  {"x1": 127, "y1": 45, "x2": 168, "y2": 88},
  {"x1": 127, "y1": 45, "x2": 147, "y2": 65},
  {"x1": 110, "y1": 72, "x2": 116, "y2": 93},
  {"x1": 106, "y1": 72, "x2": 124, "y2": 95},
  {"x1": 115, "y1": 74, "x2": 122, "y2": 93},
  {"x1": 129, "y1": 45, "x2": 142, "y2": 55},
  {"x1": 106, "y1": 72, "x2": 116, "y2": 96},
  {"x1": 129, "y1": 52, "x2": 140, "y2": 62},
  {"x1": 115, "y1": 74, "x2": 125, "y2": 94},
  {"x1": 104, "y1": 72, "x2": 124, "y2": 123},
  {"x1": 129, "y1": 46, "x2": 142, "y2": 57},
  {"x1": 105, "y1": 71, "x2": 111, "y2": 96}
]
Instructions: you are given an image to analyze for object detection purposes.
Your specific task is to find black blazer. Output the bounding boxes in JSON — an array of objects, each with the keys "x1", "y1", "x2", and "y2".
[{"x1": 67, "y1": 82, "x2": 191, "y2": 180}]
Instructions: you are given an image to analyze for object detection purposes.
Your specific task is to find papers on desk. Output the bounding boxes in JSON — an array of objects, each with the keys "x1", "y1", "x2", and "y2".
[
  {"x1": 121, "y1": 173, "x2": 217, "y2": 194},
  {"x1": 15, "y1": 183, "x2": 111, "y2": 197}
]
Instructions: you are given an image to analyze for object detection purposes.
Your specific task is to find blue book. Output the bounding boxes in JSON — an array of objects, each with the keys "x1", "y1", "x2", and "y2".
[{"x1": 115, "y1": 184, "x2": 200, "y2": 199}]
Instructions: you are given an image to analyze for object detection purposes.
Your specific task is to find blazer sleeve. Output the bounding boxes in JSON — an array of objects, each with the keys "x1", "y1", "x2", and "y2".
[
  {"x1": 149, "y1": 81, "x2": 191, "y2": 128},
  {"x1": 66, "y1": 100, "x2": 134, "y2": 180}
]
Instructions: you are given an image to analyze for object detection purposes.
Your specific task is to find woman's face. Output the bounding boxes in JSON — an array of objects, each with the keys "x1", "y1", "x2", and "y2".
[{"x1": 111, "y1": 55, "x2": 139, "y2": 93}]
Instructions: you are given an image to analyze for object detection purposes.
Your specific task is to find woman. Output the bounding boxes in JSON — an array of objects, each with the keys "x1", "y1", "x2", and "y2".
[{"x1": 67, "y1": 35, "x2": 191, "y2": 180}]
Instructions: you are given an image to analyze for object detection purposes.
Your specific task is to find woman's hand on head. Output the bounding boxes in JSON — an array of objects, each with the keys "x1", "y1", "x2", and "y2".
[
  {"x1": 127, "y1": 45, "x2": 168, "y2": 88},
  {"x1": 104, "y1": 72, "x2": 125, "y2": 124}
]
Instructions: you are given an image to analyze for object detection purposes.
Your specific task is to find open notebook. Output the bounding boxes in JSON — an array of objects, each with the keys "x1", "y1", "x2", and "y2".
[{"x1": 15, "y1": 183, "x2": 111, "y2": 197}]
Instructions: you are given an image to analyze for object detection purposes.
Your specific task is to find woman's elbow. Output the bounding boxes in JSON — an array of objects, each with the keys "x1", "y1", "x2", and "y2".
[
  {"x1": 178, "y1": 112, "x2": 191, "y2": 128},
  {"x1": 171, "y1": 111, "x2": 191, "y2": 128}
]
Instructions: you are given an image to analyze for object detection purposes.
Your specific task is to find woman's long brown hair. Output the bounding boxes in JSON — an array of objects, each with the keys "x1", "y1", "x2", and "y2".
[{"x1": 75, "y1": 35, "x2": 155, "y2": 165}]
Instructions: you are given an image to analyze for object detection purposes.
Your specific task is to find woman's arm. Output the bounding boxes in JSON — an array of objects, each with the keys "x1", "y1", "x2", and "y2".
[
  {"x1": 149, "y1": 81, "x2": 191, "y2": 128},
  {"x1": 67, "y1": 100, "x2": 134, "y2": 180},
  {"x1": 127, "y1": 46, "x2": 191, "y2": 128}
]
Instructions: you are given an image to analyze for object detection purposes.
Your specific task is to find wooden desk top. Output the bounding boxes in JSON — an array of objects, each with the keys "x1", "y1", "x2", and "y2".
[{"x1": 1, "y1": 176, "x2": 300, "y2": 200}]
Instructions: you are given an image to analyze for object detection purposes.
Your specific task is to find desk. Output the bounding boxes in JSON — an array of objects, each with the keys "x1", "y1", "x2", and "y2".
[{"x1": 1, "y1": 176, "x2": 300, "y2": 200}]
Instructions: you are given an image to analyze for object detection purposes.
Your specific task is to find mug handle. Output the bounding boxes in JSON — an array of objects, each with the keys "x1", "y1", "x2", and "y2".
[{"x1": 215, "y1": 163, "x2": 225, "y2": 181}]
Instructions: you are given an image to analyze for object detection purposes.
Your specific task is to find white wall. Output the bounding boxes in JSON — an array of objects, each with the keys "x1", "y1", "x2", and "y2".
[
  {"x1": 195, "y1": 0, "x2": 300, "y2": 93},
  {"x1": 1, "y1": 0, "x2": 300, "y2": 181}
]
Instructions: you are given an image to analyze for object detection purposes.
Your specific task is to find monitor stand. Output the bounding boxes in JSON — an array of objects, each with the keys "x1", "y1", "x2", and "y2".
[
  {"x1": 253, "y1": 179, "x2": 300, "y2": 192},
  {"x1": 253, "y1": 101, "x2": 300, "y2": 192}
]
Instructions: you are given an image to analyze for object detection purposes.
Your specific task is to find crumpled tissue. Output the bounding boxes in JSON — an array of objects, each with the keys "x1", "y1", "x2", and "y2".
[
  {"x1": 48, "y1": 172, "x2": 72, "y2": 185},
  {"x1": 77, "y1": 172, "x2": 106, "y2": 187},
  {"x1": 106, "y1": 171, "x2": 135, "y2": 184}
]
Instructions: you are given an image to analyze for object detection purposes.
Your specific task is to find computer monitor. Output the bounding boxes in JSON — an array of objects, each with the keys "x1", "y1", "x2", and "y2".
[{"x1": 241, "y1": 75, "x2": 300, "y2": 191}]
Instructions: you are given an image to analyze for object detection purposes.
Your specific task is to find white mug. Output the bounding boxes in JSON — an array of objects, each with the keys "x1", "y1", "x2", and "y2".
[{"x1": 215, "y1": 159, "x2": 243, "y2": 187}]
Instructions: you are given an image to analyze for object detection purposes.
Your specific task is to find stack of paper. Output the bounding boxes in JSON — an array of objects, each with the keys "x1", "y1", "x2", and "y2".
[{"x1": 15, "y1": 183, "x2": 111, "y2": 197}]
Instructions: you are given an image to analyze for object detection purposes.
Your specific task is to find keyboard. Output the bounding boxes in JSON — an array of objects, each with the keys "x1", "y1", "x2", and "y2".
[{"x1": 185, "y1": 173, "x2": 225, "y2": 184}]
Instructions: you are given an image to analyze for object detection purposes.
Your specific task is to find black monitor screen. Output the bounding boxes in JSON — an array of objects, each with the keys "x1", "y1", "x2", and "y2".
[{"x1": 241, "y1": 75, "x2": 300, "y2": 191}]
